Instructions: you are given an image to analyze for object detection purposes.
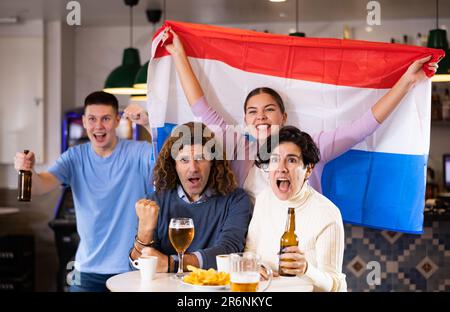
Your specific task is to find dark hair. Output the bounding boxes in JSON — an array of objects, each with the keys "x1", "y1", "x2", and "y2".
[
  {"x1": 256, "y1": 125, "x2": 320, "y2": 169},
  {"x1": 153, "y1": 122, "x2": 237, "y2": 196},
  {"x1": 244, "y1": 87, "x2": 286, "y2": 114},
  {"x1": 84, "y1": 91, "x2": 119, "y2": 113}
]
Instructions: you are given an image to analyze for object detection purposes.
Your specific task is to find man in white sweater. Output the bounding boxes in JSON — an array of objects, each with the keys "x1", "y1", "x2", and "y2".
[{"x1": 245, "y1": 126, "x2": 347, "y2": 292}]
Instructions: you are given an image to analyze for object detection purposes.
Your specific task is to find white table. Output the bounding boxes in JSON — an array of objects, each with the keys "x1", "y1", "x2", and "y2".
[
  {"x1": 106, "y1": 271, "x2": 314, "y2": 292},
  {"x1": 0, "y1": 207, "x2": 20, "y2": 216}
]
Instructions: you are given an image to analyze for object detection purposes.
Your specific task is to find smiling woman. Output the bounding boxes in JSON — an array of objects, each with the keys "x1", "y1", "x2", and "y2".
[{"x1": 243, "y1": 87, "x2": 287, "y2": 139}]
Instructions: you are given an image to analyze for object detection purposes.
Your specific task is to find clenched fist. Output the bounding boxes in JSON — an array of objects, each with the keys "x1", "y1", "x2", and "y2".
[
  {"x1": 123, "y1": 103, "x2": 149, "y2": 127},
  {"x1": 136, "y1": 199, "x2": 160, "y2": 231}
]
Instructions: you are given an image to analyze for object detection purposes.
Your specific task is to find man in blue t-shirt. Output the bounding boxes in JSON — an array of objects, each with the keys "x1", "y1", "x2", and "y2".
[
  {"x1": 130, "y1": 122, "x2": 253, "y2": 273},
  {"x1": 14, "y1": 91, "x2": 155, "y2": 292}
]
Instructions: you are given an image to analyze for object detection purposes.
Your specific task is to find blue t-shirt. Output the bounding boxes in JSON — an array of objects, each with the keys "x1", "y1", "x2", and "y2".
[{"x1": 48, "y1": 139, "x2": 155, "y2": 274}]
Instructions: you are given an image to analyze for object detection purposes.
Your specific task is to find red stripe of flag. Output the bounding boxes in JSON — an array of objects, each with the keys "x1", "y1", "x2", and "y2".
[{"x1": 152, "y1": 20, "x2": 444, "y2": 89}]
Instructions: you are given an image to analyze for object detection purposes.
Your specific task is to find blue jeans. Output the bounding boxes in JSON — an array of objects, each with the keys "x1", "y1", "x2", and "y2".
[{"x1": 69, "y1": 270, "x2": 117, "y2": 292}]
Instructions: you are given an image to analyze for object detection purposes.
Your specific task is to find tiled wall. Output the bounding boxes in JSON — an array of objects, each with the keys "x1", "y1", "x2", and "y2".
[{"x1": 343, "y1": 221, "x2": 450, "y2": 291}]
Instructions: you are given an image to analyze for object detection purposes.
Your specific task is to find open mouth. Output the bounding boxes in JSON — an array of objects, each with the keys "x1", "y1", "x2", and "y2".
[
  {"x1": 276, "y1": 178, "x2": 291, "y2": 193},
  {"x1": 256, "y1": 124, "x2": 271, "y2": 131},
  {"x1": 93, "y1": 133, "x2": 107, "y2": 142},
  {"x1": 187, "y1": 177, "x2": 201, "y2": 187}
]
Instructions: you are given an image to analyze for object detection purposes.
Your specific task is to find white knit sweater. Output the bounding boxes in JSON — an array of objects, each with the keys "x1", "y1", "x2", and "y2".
[{"x1": 245, "y1": 183, "x2": 347, "y2": 292}]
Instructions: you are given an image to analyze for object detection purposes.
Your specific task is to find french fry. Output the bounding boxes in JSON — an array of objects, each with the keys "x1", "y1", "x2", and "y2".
[
  {"x1": 182, "y1": 266, "x2": 230, "y2": 286},
  {"x1": 187, "y1": 265, "x2": 199, "y2": 272}
]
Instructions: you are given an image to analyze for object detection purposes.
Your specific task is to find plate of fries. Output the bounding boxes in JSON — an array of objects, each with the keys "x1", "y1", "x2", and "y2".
[{"x1": 181, "y1": 265, "x2": 230, "y2": 290}]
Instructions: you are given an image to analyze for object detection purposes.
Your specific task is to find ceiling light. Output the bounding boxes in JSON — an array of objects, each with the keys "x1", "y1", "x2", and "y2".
[
  {"x1": 427, "y1": 0, "x2": 450, "y2": 81},
  {"x1": 103, "y1": 0, "x2": 143, "y2": 95}
]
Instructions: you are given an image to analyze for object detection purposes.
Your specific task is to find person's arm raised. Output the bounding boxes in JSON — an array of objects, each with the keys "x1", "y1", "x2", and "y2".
[
  {"x1": 315, "y1": 56, "x2": 439, "y2": 163},
  {"x1": 371, "y1": 55, "x2": 438, "y2": 123},
  {"x1": 130, "y1": 199, "x2": 159, "y2": 261},
  {"x1": 123, "y1": 103, "x2": 153, "y2": 142},
  {"x1": 163, "y1": 28, "x2": 204, "y2": 106}
]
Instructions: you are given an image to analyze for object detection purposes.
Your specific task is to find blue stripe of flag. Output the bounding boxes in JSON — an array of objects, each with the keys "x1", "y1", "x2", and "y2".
[{"x1": 322, "y1": 150, "x2": 426, "y2": 234}]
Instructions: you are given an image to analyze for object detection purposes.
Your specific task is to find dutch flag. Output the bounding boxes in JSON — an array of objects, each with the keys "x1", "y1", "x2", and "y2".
[{"x1": 146, "y1": 21, "x2": 444, "y2": 234}]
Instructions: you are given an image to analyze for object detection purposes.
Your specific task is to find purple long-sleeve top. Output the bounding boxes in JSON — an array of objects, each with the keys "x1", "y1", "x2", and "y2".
[{"x1": 192, "y1": 96, "x2": 380, "y2": 194}]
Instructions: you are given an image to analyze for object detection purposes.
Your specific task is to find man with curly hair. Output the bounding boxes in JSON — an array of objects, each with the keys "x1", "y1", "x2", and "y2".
[{"x1": 130, "y1": 122, "x2": 253, "y2": 272}]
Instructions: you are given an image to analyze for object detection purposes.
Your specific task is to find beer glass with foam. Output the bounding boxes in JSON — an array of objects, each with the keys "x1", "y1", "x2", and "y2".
[
  {"x1": 169, "y1": 218, "x2": 195, "y2": 279},
  {"x1": 229, "y1": 252, "x2": 273, "y2": 292}
]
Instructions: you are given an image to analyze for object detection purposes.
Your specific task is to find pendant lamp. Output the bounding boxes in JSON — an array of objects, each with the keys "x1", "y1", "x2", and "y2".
[
  {"x1": 133, "y1": 60, "x2": 149, "y2": 90},
  {"x1": 103, "y1": 0, "x2": 146, "y2": 95},
  {"x1": 428, "y1": 0, "x2": 450, "y2": 82}
]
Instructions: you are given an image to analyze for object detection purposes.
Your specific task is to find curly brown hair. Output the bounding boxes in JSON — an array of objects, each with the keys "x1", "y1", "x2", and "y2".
[{"x1": 153, "y1": 122, "x2": 237, "y2": 196}]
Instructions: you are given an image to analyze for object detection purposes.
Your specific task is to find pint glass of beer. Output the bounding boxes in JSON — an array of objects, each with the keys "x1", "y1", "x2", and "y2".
[
  {"x1": 229, "y1": 252, "x2": 273, "y2": 292},
  {"x1": 169, "y1": 218, "x2": 195, "y2": 279}
]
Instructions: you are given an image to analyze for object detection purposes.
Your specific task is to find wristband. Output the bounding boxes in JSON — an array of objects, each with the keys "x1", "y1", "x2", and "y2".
[{"x1": 135, "y1": 235, "x2": 154, "y2": 247}]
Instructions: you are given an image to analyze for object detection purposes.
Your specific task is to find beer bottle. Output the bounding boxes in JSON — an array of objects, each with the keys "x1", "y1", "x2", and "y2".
[
  {"x1": 279, "y1": 207, "x2": 298, "y2": 277},
  {"x1": 17, "y1": 150, "x2": 32, "y2": 202}
]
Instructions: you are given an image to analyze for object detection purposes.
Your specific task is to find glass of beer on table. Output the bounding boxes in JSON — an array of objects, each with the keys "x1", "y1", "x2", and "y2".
[
  {"x1": 229, "y1": 252, "x2": 273, "y2": 292},
  {"x1": 169, "y1": 218, "x2": 195, "y2": 279}
]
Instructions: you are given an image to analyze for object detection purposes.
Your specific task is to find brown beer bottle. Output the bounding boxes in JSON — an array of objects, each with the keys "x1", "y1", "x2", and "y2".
[
  {"x1": 279, "y1": 207, "x2": 298, "y2": 277},
  {"x1": 17, "y1": 150, "x2": 32, "y2": 202}
]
